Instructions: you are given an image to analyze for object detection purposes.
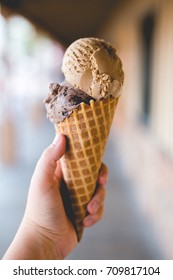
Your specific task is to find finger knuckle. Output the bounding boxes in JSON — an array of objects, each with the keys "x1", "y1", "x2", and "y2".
[{"x1": 42, "y1": 146, "x2": 52, "y2": 159}]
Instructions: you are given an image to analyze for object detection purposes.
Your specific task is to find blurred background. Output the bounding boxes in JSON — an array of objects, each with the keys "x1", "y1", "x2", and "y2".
[{"x1": 0, "y1": 0, "x2": 173, "y2": 259}]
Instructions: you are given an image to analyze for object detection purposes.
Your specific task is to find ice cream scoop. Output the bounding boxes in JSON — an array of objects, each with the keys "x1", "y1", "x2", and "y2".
[
  {"x1": 45, "y1": 37, "x2": 124, "y2": 124},
  {"x1": 62, "y1": 37, "x2": 124, "y2": 99},
  {"x1": 45, "y1": 82, "x2": 95, "y2": 123}
]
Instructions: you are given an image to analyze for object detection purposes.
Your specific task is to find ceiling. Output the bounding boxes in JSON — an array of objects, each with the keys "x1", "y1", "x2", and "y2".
[{"x1": 1, "y1": 0, "x2": 122, "y2": 47}]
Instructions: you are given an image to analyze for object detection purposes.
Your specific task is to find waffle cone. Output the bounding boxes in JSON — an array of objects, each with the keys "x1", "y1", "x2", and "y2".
[{"x1": 55, "y1": 96, "x2": 119, "y2": 241}]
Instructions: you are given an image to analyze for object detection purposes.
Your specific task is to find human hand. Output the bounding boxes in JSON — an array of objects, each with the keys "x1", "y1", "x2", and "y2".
[{"x1": 3, "y1": 134, "x2": 108, "y2": 260}]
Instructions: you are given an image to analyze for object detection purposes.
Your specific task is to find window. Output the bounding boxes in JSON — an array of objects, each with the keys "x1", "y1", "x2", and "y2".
[{"x1": 141, "y1": 13, "x2": 155, "y2": 124}]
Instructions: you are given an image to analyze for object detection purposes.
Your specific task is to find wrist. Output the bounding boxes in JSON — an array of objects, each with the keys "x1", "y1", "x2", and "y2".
[
  {"x1": 20, "y1": 218, "x2": 64, "y2": 260},
  {"x1": 3, "y1": 218, "x2": 63, "y2": 260}
]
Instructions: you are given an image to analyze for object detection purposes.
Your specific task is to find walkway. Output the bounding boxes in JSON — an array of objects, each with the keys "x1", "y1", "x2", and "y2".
[{"x1": 0, "y1": 121, "x2": 163, "y2": 259}]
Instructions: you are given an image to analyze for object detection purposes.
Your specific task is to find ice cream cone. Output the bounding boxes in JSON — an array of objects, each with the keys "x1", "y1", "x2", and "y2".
[{"x1": 55, "y1": 96, "x2": 119, "y2": 241}]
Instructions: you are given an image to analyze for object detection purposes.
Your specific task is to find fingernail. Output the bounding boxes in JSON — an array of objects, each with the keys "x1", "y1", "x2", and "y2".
[
  {"x1": 104, "y1": 173, "x2": 108, "y2": 183},
  {"x1": 100, "y1": 168, "x2": 106, "y2": 177},
  {"x1": 90, "y1": 201, "x2": 99, "y2": 212},
  {"x1": 52, "y1": 134, "x2": 61, "y2": 145},
  {"x1": 84, "y1": 217, "x2": 93, "y2": 226},
  {"x1": 99, "y1": 172, "x2": 108, "y2": 184}
]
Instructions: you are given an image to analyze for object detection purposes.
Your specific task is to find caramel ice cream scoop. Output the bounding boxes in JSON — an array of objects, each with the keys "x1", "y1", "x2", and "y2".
[{"x1": 62, "y1": 37, "x2": 124, "y2": 99}]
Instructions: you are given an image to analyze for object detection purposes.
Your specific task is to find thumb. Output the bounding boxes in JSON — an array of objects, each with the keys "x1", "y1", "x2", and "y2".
[{"x1": 32, "y1": 134, "x2": 66, "y2": 186}]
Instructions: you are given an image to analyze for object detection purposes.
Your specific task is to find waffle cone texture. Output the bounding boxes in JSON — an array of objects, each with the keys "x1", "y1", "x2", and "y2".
[{"x1": 55, "y1": 96, "x2": 119, "y2": 241}]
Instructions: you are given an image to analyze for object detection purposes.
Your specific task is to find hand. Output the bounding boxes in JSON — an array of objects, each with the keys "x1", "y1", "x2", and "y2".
[{"x1": 3, "y1": 134, "x2": 108, "y2": 260}]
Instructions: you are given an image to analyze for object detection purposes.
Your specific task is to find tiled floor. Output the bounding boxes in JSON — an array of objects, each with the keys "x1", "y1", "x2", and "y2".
[{"x1": 0, "y1": 120, "x2": 164, "y2": 259}]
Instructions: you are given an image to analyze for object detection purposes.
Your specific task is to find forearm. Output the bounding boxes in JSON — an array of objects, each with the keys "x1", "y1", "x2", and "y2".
[{"x1": 3, "y1": 220, "x2": 63, "y2": 260}]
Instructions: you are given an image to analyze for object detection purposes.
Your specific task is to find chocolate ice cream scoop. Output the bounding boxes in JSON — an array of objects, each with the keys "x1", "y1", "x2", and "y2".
[{"x1": 44, "y1": 82, "x2": 95, "y2": 123}]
